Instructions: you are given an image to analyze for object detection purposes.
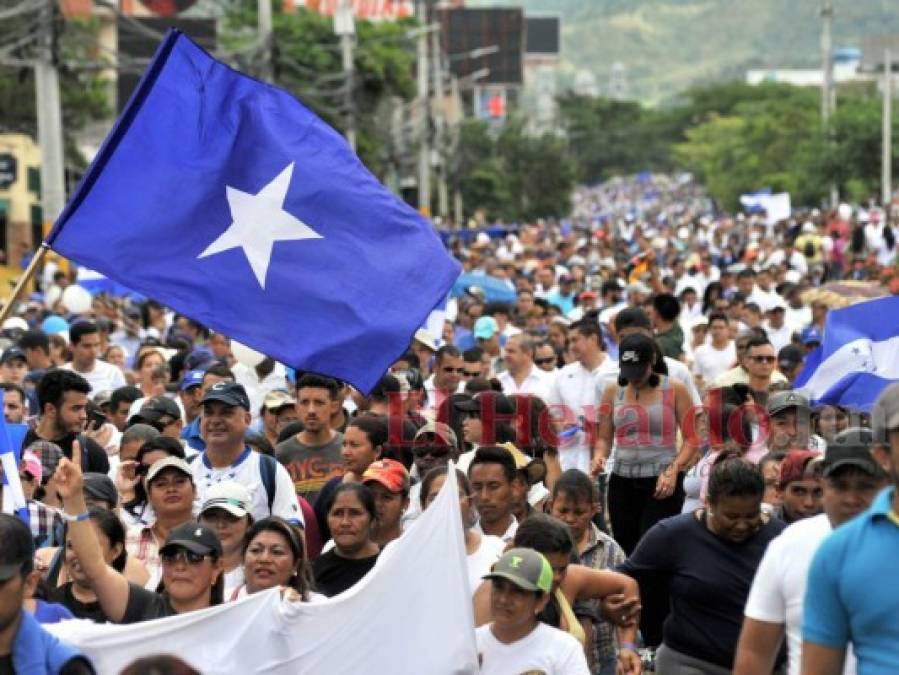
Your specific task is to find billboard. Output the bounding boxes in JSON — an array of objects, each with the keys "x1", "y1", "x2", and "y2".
[
  {"x1": 439, "y1": 8, "x2": 524, "y2": 86},
  {"x1": 293, "y1": 0, "x2": 414, "y2": 20},
  {"x1": 526, "y1": 16, "x2": 560, "y2": 55}
]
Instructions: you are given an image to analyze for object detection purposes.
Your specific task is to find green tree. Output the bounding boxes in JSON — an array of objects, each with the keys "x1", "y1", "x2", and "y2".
[
  {"x1": 0, "y1": 18, "x2": 110, "y2": 170},
  {"x1": 222, "y1": 4, "x2": 415, "y2": 178}
]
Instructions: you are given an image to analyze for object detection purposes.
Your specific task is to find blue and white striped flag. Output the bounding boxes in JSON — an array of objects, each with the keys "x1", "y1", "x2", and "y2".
[
  {"x1": 0, "y1": 392, "x2": 29, "y2": 523},
  {"x1": 796, "y1": 296, "x2": 899, "y2": 411}
]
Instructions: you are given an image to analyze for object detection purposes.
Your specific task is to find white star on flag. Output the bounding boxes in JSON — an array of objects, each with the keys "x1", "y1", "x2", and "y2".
[{"x1": 198, "y1": 162, "x2": 322, "y2": 288}]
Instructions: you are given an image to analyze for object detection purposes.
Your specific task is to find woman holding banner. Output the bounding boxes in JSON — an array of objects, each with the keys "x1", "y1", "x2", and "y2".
[{"x1": 52, "y1": 442, "x2": 225, "y2": 624}]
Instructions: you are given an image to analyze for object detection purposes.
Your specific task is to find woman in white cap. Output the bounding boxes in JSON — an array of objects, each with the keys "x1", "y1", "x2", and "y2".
[{"x1": 199, "y1": 481, "x2": 254, "y2": 599}]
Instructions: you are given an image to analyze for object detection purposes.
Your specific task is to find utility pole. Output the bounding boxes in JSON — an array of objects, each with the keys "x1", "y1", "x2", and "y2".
[
  {"x1": 417, "y1": 0, "x2": 431, "y2": 216},
  {"x1": 884, "y1": 47, "x2": 893, "y2": 208},
  {"x1": 257, "y1": 0, "x2": 273, "y2": 82},
  {"x1": 35, "y1": 0, "x2": 66, "y2": 237},
  {"x1": 431, "y1": 18, "x2": 448, "y2": 220},
  {"x1": 335, "y1": 0, "x2": 356, "y2": 152},
  {"x1": 820, "y1": 2, "x2": 838, "y2": 206}
]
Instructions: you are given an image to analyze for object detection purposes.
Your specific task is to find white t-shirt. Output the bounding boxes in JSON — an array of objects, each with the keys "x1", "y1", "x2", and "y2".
[
  {"x1": 472, "y1": 515, "x2": 518, "y2": 543},
  {"x1": 546, "y1": 360, "x2": 606, "y2": 474},
  {"x1": 476, "y1": 623, "x2": 590, "y2": 675},
  {"x1": 744, "y1": 513, "x2": 855, "y2": 675},
  {"x1": 190, "y1": 449, "x2": 304, "y2": 526},
  {"x1": 224, "y1": 565, "x2": 245, "y2": 600},
  {"x1": 764, "y1": 322, "x2": 794, "y2": 354},
  {"x1": 466, "y1": 535, "x2": 506, "y2": 596},
  {"x1": 63, "y1": 359, "x2": 127, "y2": 396},
  {"x1": 692, "y1": 341, "x2": 736, "y2": 385}
]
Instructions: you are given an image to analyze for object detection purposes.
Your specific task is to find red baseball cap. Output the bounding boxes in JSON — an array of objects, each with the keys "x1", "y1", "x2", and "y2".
[
  {"x1": 362, "y1": 459, "x2": 410, "y2": 494},
  {"x1": 779, "y1": 450, "x2": 822, "y2": 488}
]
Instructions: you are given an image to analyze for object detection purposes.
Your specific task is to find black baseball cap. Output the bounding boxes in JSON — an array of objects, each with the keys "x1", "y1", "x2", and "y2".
[
  {"x1": 201, "y1": 381, "x2": 251, "y2": 410},
  {"x1": 0, "y1": 513, "x2": 33, "y2": 581},
  {"x1": 778, "y1": 345, "x2": 805, "y2": 371},
  {"x1": 129, "y1": 395, "x2": 182, "y2": 427},
  {"x1": 159, "y1": 522, "x2": 222, "y2": 558},
  {"x1": 823, "y1": 427, "x2": 882, "y2": 478},
  {"x1": 83, "y1": 472, "x2": 119, "y2": 507},
  {"x1": 618, "y1": 333, "x2": 656, "y2": 382},
  {"x1": 0, "y1": 347, "x2": 27, "y2": 365}
]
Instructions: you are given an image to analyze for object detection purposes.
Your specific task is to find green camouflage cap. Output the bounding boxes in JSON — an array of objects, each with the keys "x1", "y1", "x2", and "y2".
[{"x1": 483, "y1": 547, "x2": 552, "y2": 594}]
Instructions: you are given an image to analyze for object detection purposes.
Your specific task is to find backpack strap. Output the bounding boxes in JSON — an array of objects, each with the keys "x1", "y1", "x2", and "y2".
[{"x1": 258, "y1": 453, "x2": 277, "y2": 514}]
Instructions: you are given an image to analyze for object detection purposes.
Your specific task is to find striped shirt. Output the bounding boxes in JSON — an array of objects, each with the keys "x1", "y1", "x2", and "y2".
[{"x1": 579, "y1": 524, "x2": 627, "y2": 670}]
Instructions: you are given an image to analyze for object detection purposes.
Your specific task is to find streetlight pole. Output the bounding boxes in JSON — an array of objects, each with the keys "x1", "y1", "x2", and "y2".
[
  {"x1": 335, "y1": 0, "x2": 356, "y2": 152},
  {"x1": 35, "y1": 0, "x2": 66, "y2": 236},
  {"x1": 884, "y1": 48, "x2": 893, "y2": 208},
  {"x1": 820, "y1": 2, "x2": 838, "y2": 206},
  {"x1": 417, "y1": 0, "x2": 431, "y2": 216},
  {"x1": 257, "y1": 0, "x2": 273, "y2": 82}
]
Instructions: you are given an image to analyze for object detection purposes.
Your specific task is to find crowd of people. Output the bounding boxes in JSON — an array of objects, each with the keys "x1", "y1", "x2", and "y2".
[{"x1": 1, "y1": 181, "x2": 899, "y2": 674}]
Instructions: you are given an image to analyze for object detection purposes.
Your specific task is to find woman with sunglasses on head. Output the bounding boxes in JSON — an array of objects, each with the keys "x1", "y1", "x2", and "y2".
[
  {"x1": 52, "y1": 444, "x2": 225, "y2": 623},
  {"x1": 231, "y1": 517, "x2": 319, "y2": 602},
  {"x1": 312, "y1": 483, "x2": 380, "y2": 597},
  {"x1": 420, "y1": 466, "x2": 505, "y2": 596},
  {"x1": 198, "y1": 481, "x2": 254, "y2": 599}
]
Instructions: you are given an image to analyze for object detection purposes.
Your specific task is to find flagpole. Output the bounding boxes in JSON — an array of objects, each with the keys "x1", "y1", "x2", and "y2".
[{"x1": 0, "y1": 243, "x2": 51, "y2": 324}]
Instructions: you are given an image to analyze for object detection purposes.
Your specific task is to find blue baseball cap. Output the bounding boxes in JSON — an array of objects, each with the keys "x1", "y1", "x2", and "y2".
[
  {"x1": 180, "y1": 369, "x2": 205, "y2": 391},
  {"x1": 800, "y1": 326, "x2": 823, "y2": 345}
]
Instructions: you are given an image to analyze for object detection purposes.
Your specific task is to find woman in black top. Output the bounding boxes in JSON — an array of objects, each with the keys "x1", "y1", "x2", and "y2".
[
  {"x1": 618, "y1": 453, "x2": 786, "y2": 673},
  {"x1": 48, "y1": 507, "x2": 129, "y2": 622},
  {"x1": 312, "y1": 483, "x2": 380, "y2": 597},
  {"x1": 54, "y1": 447, "x2": 225, "y2": 624}
]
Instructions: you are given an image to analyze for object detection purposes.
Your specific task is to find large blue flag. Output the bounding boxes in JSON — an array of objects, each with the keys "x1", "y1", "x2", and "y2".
[
  {"x1": 796, "y1": 296, "x2": 899, "y2": 411},
  {"x1": 48, "y1": 30, "x2": 460, "y2": 393}
]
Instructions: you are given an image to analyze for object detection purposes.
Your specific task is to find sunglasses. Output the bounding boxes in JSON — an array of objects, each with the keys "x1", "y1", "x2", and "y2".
[
  {"x1": 413, "y1": 446, "x2": 451, "y2": 459},
  {"x1": 749, "y1": 355, "x2": 776, "y2": 364},
  {"x1": 535, "y1": 358, "x2": 556, "y2": 366},
  {"x1": 462, "y1": 370, "x2": 480, "y2": 378},
  {"x1": 441, "y1": 367, "x2": 466, "y2": 375},
  {"x1": 161, "y1": 549, "x2": 209, "y2": 566},
  {"x1": 19, "y1": 473, "x2": 35, "y2": 483}
]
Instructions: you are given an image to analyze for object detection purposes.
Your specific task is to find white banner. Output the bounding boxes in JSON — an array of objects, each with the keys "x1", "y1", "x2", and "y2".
[{"x1": 50, "y1": 466, "x2": 478, "y2": 674}]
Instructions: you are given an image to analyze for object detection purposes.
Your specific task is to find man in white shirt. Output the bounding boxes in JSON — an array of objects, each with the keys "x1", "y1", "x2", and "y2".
[
  {"x1": 734, "y1": 428, "x2": 888, "y2": 675},
  {"x1": 498, "y1": 334, "x2": 552, "y2": 401},
  {"x1": 692, "y1": 312, "x2": 736, "y2": 392},
  {"x1": 547, "y1": 319, "x2": 607, "y2": 474},
  {"x1": 424, "y1": 345, "x2": 465, "y2": 411},
  {"x1": 763, "y1": 299, "x2": 794, "y2": 353},
  {"x1": 63, "y1": 321, "x2": 127, "y2": 395},
  {"x1": 190, "y1": 381, "x2": 303, "y2": 526},
  {"x1": 477, "y1": 547, "x2": 590, "y2": 675}
]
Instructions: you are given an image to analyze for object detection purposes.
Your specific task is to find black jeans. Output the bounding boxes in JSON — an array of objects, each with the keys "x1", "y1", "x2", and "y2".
[{"x1": 608, "y1": 472, "x2": 685, "y2": 647}]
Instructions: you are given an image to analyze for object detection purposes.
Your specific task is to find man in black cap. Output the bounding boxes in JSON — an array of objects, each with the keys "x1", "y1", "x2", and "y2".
[
  {"x1": 777, "y1": 345, "x2": 806, "y2": 385},
  {"x1": 737, "y1": 428, "x2": 889, "y2": 675},
  {"x1": 190, "y1": 381, "x2": 302, "y2": 526},
  {"x1": 0, "y1": 347, "x2": 28, "y2": 387},
  {"x1": 0, "y1": 514, "x2": 93, "y2": 673},
  {"x1": 129, "y1": 395, "x2": 183, "y2": 439}
]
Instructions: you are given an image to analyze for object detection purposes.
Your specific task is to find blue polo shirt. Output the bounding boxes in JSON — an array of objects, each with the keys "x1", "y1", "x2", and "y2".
[
  {"x1": 181, "y1": 417, "x2": 205, "y2": 452},
  {"x1": 803, "y1": 486, "x2": 899, "y2": 674}
]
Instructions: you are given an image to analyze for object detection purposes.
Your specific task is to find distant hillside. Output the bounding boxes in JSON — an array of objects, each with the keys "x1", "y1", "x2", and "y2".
[{"x1": 469, "y1": 0, "x2": 899, "y2": 103}]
